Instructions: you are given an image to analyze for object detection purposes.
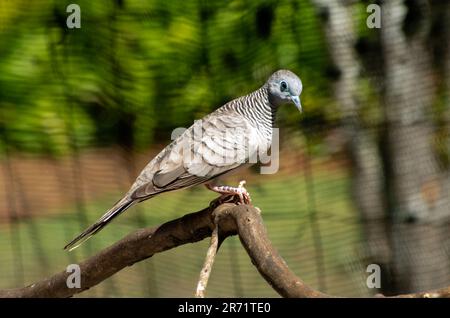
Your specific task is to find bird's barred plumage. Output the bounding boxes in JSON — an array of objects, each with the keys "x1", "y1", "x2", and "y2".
[{"x1": 64, "y1": 69, "x2": 302, "y2": 251}]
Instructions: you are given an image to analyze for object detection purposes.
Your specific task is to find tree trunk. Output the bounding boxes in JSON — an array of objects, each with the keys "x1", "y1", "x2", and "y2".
[
  {"x1": 381, "y1": 0, "x2": 450, "y2": 294},
  {"x1": 313, "y1": 0, "x2": 390, "y2": 291}
]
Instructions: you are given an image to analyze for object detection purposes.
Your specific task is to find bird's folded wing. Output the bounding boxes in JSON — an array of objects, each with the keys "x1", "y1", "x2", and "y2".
[{"x1": 130, "y1": 111, "x2": 258, "y2": 199}]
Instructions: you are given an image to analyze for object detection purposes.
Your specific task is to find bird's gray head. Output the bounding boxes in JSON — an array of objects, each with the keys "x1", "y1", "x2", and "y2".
[{"x1": 266, "y1": 69, "x2": 303, "y2": 112}]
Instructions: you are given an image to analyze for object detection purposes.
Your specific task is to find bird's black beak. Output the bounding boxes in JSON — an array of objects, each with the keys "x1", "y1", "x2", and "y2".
[{"x1": 291, "y1": 95, "x2": 302, "y2": 112}]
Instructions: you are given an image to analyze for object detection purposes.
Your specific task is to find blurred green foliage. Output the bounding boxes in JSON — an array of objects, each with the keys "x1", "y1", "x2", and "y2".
[{"x1": 0, "y1": 0, "x2": 348, "y2": 155}]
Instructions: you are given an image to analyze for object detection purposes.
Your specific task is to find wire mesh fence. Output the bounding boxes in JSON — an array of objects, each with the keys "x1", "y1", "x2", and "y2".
[{"x1": 0, "y1": 0, "x2": 449, "y2": 297}]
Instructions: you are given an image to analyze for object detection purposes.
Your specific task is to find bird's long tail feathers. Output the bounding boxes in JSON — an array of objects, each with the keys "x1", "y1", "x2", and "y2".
[{"x1": 64, "y1": 198, "x2": 135, "y2": 251}]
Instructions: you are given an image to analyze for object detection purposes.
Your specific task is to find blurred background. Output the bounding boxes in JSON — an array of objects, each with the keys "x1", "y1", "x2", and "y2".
[{"x1": 0, "y1": 0, "x2": 449, "y2": 297}]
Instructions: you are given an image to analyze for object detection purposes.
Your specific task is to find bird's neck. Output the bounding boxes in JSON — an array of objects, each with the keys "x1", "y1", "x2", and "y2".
[{"x1": 239, "y1": 85, "x2": 277, "y2": 130}]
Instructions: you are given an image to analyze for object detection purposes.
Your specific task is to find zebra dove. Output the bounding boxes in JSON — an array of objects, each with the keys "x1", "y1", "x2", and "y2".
[{"x1": 65, "y1": 69, "x2": 303, "y2": 250}]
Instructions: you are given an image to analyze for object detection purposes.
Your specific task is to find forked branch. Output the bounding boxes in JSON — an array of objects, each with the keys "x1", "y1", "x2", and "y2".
[{"x1": 0, "y1": 202, "x2": 449, "y2": 298}]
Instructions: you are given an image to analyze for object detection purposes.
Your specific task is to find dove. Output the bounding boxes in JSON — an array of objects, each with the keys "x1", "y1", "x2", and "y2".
[{"x1": 64, "y1": 69, "x2": 303, "y2": 251}]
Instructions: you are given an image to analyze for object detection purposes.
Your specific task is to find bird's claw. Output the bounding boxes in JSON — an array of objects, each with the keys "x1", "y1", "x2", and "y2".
[
  {"x1": 207, "y1": 180, "x2": 252, "y2": 206},
  {"x1": 236, "y1": 180, "x2": 251, "y2": 205}
]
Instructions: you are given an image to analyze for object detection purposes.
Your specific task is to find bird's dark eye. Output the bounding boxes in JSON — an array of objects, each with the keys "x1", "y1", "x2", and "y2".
[{"x1": 280, "y1": 81, "x2": 288, "y2": 92}]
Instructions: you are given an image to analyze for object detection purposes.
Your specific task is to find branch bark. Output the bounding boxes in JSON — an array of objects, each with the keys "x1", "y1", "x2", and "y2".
[{"x1": 0, "y1": 202, "x2": 449, "y2": 298}]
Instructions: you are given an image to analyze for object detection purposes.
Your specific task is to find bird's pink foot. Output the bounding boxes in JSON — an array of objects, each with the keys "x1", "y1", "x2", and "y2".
[{"x1": 206, "y1": 180, "x2": 252, "y2": 205}]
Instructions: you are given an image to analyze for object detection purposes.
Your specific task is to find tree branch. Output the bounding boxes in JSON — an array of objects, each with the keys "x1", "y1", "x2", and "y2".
[{"x1": 0, "y1": 202, "x2": 449, "y2": 298}]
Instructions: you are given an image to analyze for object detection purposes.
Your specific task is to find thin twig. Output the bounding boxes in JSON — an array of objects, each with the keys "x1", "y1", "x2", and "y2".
[{"x1": 195, "y1": 217, "x2": 220, "y2": 298}]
